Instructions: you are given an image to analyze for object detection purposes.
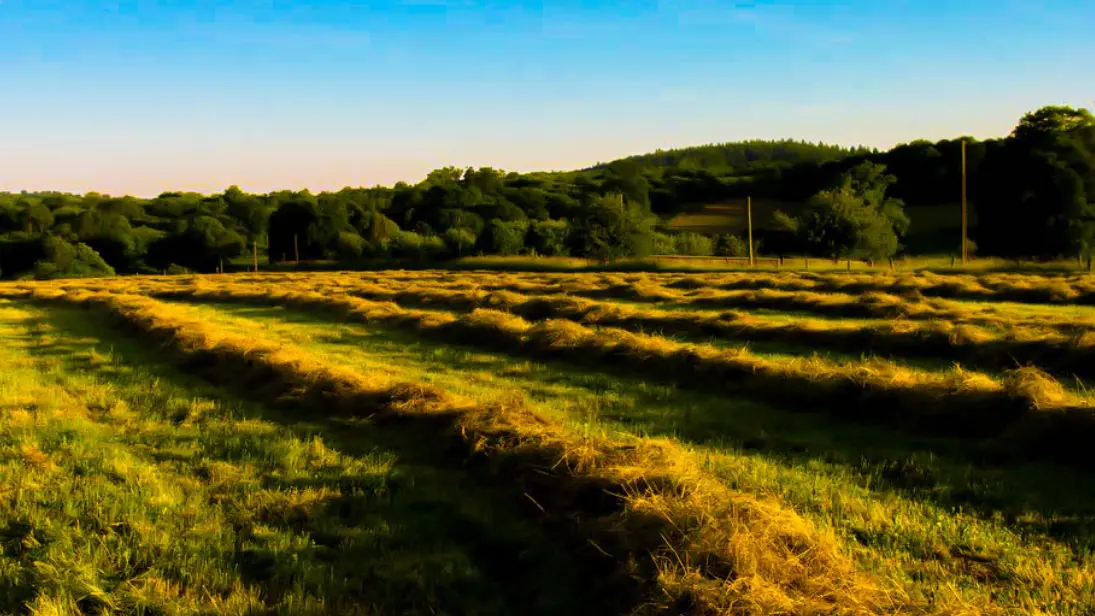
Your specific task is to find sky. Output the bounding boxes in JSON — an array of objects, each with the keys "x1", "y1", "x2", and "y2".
[{"x1": 1, "y1": 0, "x2": 1093, "y2": 197}]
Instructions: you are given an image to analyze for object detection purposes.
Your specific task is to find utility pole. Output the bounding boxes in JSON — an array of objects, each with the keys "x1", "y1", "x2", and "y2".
[
  {"x1": 294, "y1": 234, "x2": 300, "y2": 263},
  {"x1": 961, "y1": 139, "x2": 968, "y2": 265},
  {"x1": 253, "y1": 240, "x2": 258, "y2": 273},
  {"x1": 747, "y1": 196, "x2": 755, "y2": 266}
]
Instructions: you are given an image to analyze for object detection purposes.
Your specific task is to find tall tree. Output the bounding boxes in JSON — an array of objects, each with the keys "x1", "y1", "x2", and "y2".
[
  {"x1": 976, "y1": 106, "x2": 1095, "y2": 258},
  {"x1": 775, "y1": 161, "x2": 909, "y2": 260}
]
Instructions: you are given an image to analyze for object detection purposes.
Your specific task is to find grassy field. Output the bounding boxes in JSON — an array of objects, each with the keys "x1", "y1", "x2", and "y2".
[
  {"x1": 2, "y1": 268, "x2": 1095, "y2": 615},
  {"x1": 664, "y1": 201, "x2": 976, "y2": 255}
]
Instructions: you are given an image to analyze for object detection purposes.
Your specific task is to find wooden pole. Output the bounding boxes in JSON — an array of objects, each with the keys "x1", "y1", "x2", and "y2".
[
  {"x1": 294, "y1": 234, "x2": 300, "y2": 263},
  {"x1": 961, "y1": 139, "x2": 968, "y2": 265},
  {"x1": 747, "y1": 196, "x2": 755, "y2": 267},
  {"x1": 253, "y1": 240, "x2": 258, "y2": 273}
]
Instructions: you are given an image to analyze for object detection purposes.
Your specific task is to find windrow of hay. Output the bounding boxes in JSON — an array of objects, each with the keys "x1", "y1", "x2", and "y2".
[
  {"x1": 25, "y1": 288, "x2": 901, "y2": 616},
  {"x1": 110, "y1": 285, "x2": 1095, "y2": 470},
  {"x1": 318, "y1": 283, "x2": 1095, "y2": 382},
  {"x1": 653, "y1": 271, "x2": 1095, "y2": 305},
  {"x1": 286, "y1": 269, "x2": 1095, "y2": 307},
  {"x1": 49, "y1": 273, "x2": 1095, "y2": 332},
  {"x1": 237, "y1": 275, "x2": 1095, "y2": 332}
]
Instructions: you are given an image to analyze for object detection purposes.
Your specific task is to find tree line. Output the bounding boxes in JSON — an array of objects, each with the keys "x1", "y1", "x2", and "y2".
[{"x1": 1, "y1": 104, "x2": 1092, "y2": 279}]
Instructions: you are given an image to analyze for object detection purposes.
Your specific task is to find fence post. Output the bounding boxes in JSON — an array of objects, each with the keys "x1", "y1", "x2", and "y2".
[
  {"x1": 889, "y1": 258, "x2": 894, "y2": 272},
  {"x1": 804, "y1": 258, "x2": 809, "y2": 270},
  {"x1": 951, "y1": 256, "x2": 956, "y2": 267},
  {"x1": 846, "y1": 259, "x2": 851, "y2": 271}
]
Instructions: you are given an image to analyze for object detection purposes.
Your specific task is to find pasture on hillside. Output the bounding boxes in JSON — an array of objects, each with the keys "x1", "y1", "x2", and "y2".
[
  {"x1": 1, "y1": 269, "x2": 1095, "y2": 615},
  {"x1": 666, "y1": 201, "x2": 976, "y2": 254}
]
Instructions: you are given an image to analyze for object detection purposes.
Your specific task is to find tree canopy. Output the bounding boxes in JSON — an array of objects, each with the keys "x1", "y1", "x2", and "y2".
[{"x1": 0, "y1": 104, "x2": 1090, "y2": 279}]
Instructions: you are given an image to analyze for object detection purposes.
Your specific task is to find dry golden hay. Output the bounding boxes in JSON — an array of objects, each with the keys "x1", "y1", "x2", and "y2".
[
  {"x1": 37, "y1": 289, "x2": 904, "y2": 615},
  {"x1": 1002, "y1": 366, "x2": 1074, "y2": 409}
]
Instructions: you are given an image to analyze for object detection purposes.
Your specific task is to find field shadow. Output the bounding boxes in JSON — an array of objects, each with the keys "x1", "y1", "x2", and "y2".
[
  {"x1": 199, "y1": 302, "x2": 1095, "y2": 555},
  {"x1": 16, "y1": 304, "x2": 644, "y2": 616}
]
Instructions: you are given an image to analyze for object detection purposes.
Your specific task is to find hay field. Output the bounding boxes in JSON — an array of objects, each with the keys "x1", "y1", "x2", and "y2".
[{"x1": 2, "y1": 269, "x2": 1095, "y2": 615}]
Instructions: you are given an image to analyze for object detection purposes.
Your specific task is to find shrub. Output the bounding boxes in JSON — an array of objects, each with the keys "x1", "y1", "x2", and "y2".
[
  {"x1": 482, "y1": 219, "x2": 529, "y2": 256},
  {"x1": 32, "y1": 235, "x2": 115, "y2": 280},
  {"x1": 443, "y1": 227, "x2": 478, "y2": 257},
  {"x1": 714, "y1": 234, "x2": 749, "y2": 257},
  {"x1": 335, "y1": 232, "x2": 366, "y2": 259},
  {"x1": 528, "y1": 220, "x2": 570, "y2": 256},
  {"x1": 652, "y1": 232, "x2": 677, "y2": 255},
  {"x1": 673, "y1": 232, "x2": 714, "y2": 256}
]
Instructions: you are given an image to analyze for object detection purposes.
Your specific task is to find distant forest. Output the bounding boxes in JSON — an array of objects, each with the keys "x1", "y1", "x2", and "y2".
[{"x1": 1, "y1": 105, "x2": 1093, "y2": 279}]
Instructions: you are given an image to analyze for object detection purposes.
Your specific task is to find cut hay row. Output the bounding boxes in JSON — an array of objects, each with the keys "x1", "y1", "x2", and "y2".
[
  {"x1": 275, "y1": 268, "x2": 1095, "y2": 305},
  {"x1": 240, "y1": 275, "x2": 1095, "y2": 331},
  {"x1": 296, "y1": 283, "x2": 1095, "y2": 383},
  {"x1": 302, "y1": 278, "x2": 1095, "y2": 333},
  {"x1": 20, "y1": 288, "x2": 897, "y2": 616},
  {"x1": 39, "y1": 268, "x2": 1095, "y2": 308},
  {"x1": 99, "y1": 285, "x2": 1095, "y2": 471},
  {"x1": 61, "y1": 274, "x2": 1095, "y2": 332},
  {"x1": 657, "y1": 271, "x2": 1095, "y2": 305},
  {"x1": 550, "y1": 284, "x2": 1095, "y2": 331}
]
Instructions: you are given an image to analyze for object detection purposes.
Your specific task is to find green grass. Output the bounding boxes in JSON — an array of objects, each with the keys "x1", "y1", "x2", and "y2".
[
  {"x1": 149, "y1": 299, "x2": 1095, "y2": 614},
  {"x1": 0, "y1": 300, "x2": 617, "y2": 616},
  {"x1": 665, "y1": 200, "x2": 804, "y2": 234}
]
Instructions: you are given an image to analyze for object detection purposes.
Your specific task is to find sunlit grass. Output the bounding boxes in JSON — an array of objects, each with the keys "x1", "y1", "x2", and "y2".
[
  {"x1": 152, "y1": 299, "x2": 1095, "y2": 615},
  {"x1": 0, "y1": 300, "x2": 607, "y2": 616},
  {"x1": 4, "y1": 266, "x2": 1095, "y2": 615}
]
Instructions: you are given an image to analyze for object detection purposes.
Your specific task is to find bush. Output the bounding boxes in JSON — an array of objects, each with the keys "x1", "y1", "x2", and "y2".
[
  {"x1": 482, "y1": 220, "x2": 529, "y2": 256},
  {"x1": 32, "y1": 235, "x2": 115, "y2": 280},
  {"x1": 335, "y1": 232, "x2": 366, "y2": 259},
  {"x1": 389, "y1": 230, "x2": 446, "y2": 260},
  {"x1": 443, "y1": 227, "x2": 478, "y2": 257},
  {"x1": 652, "y1": 232, "x2": 677, "y2": 255},
  {"x1": 420, "y1": 234, "x2": 447, "y2": 258},
  {"x1": 673, "y1": 232, "x2": 714, "y2": 256},
  {"x1": 388, "y1": 230, "x2": 424, "y2": 258},
  {"x1": 714, "y1": 234, "x2": 749, "y2": 257},
  {"x1": 568, "y1": 193, "x2": 655, "y2": 262},
  {"x1": 528, "y1": 220, "x2": 570, "y2": 256}
]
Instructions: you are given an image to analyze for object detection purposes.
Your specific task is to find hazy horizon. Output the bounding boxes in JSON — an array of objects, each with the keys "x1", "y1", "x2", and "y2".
[{"x1": 2, "y1": 0, "x2": 1093, "y2": 198}]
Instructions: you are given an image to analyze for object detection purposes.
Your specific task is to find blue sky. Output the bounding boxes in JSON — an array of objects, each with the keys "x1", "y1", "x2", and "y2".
[{"x1": 1, "y1": 0, "x2": 1092, "y2": 196}]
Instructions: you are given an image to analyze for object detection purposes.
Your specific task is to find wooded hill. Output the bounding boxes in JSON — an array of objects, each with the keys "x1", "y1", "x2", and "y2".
[{"x1": 1, "y1": 105, "x2": 1092, "y2": 279}]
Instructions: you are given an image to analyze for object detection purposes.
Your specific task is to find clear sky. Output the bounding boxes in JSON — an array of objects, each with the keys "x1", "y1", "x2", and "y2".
[{"x1": 1, "y1": 0, "x2": 1092, "y2": 197}]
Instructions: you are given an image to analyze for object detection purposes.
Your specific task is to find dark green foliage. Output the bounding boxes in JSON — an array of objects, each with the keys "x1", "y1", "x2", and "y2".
[
  {"x1": 267, "y1": 192, "x2": 345, "y2": 261},
  {"x1": 672, "y1": 232, "x2": 715, "y2": 256},
  {"x1": 652, "y1": 232, "x2": 677, "y2": 255},
  {"x1": 713, "y1": 234, "x2": 749, "y2": 257},
  {"x1": 481, "y1": 220, "x2": 529, "y2": 256},
  {"x1": 776, "y1": 162, "x2": 909, "y2": 260},
  {"x1": 335, "y1": 231, "x2": 367, "y2": 259},
  {"x1": 0, "y1": 104, "x2": 1090, "y2": 279},
  {"x1": 32, "y1": 235, "x2": 115, "y2": 279},
  {"x1": 443, "y1": 227, "x2": 478, "y2": 257},
  {"x1": 976, "y1": 106, "x2": 1095, "y2": 259},
  {"x1": 527, "y1": 220, "x2": 570, "y2": 256},
  {"x1": 388, "y1": 230, "x2": 446, "y2": 260},
  {"x1": 568, "y1": 194, "x2": 655, "y2": 262}
]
